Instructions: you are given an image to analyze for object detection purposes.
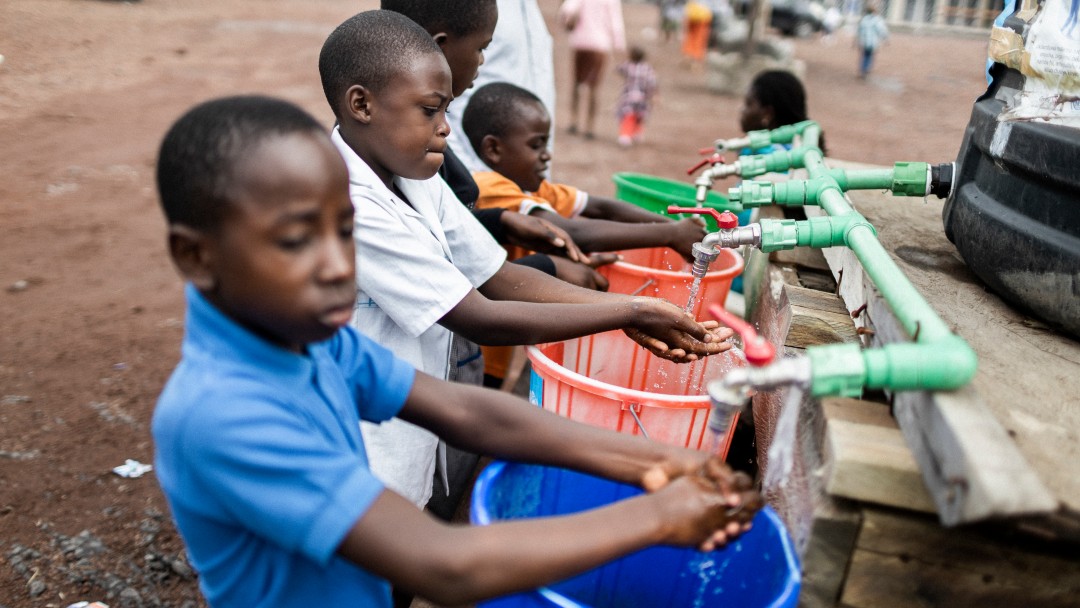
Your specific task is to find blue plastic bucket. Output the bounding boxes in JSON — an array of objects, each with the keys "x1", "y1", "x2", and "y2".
[{"x1": 470, "y1": 462, "x2": 801, "y2": 608}]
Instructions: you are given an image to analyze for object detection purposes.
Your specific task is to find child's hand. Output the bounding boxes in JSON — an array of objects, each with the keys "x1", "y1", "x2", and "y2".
[
  {"x1": 551, "y1": 256, "x2": 611, "y2": 292},
  {"x1": 623, "y1": 298, "x2": 734, "y2": 362},
  {"x1": 501, "y1": 212, "x2": 588, "y2": 263},
  {"x1": 666, "y1": 218, "x2": 709, "y2": 264},
  {"x1": 647, "y1": 471, "x2": 763, "y2": 550}
]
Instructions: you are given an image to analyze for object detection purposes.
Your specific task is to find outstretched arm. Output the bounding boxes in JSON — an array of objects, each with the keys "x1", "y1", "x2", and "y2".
[
  {"x1": 579, "y1": 194, "x2": 675, "y2": 224},
  {"x1": 339, "y1": 374, "x2": 760, "y2": 604},
  {"x1": 440, "y1": 261, "x2": 733, "y2": 360},
  {"x1": 530, "y1": 207, "x2": 708, "y2": 264}
]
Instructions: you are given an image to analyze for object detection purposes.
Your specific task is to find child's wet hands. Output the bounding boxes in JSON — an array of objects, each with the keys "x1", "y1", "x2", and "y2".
[
  {"x1": 649, "y1": 472, "x2": 761, "y2": 551},
  {"x1": 625, "y1": 298, "x2": 732, "y2": 362}
]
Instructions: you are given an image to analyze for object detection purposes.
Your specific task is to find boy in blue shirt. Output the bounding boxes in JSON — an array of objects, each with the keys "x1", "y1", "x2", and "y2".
[{"x1": 152, "y1": 95, "x2": 760, "y2": 607}]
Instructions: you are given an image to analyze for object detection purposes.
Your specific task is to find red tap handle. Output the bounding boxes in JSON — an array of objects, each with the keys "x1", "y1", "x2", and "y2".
[
  {"x1": 665, "y1": 206, "x2": 739, "y2": 229},
  {"x1": 708, "y1": 304, "x2": 775, "y2": 366},
  {"x1": 685, "y1": 153, "x2": 725, "y2": 175},
  {"x1": 699, "y1": 147, "x2": 717, "y2": 155}
]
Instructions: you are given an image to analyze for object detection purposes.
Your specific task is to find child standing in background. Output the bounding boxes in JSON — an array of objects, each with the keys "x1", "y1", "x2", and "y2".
[{"x1": 615, "y1": 45, "x2": 658, "y2": 147}]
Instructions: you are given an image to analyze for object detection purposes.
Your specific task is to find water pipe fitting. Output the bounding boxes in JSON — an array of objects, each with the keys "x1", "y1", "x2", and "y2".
[
  {"x1": 737, "y1": 147, "x2": 815, "y2": 178},
  {"x1": 805, "y1": 336, "x2": 978, "y2": 397},
  {"x1": 930, "y1": 162, "x2": 954, "y2": 199},
  {"x1": 729, "y1": 176, "x2": 843, "y2": 208}
]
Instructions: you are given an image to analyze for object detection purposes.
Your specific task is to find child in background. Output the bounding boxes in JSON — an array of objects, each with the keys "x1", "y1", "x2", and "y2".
[
  {"x1": 681, "y1": 0, "x2": 713, "y2": 69},
  {"x1": 739, "y1": 69, "x2": 826, "y2": 155},
  {"x1": 152, "y1": 94, "x2": 761, "y2": 608},
  {"x1": 465, "y1": 82, "x2": 705, "y2": 264},
  {"x1": 463, "y1": 81, "x2": 709, "y2": 387},
  {"x1": 615, "y1": 45, "x2": 658, "y2": 147},
  {"x1": 320, "y1": 10, "x2": 731, "y2": 512},
  {"x1": 856, "y1": 4, "x2": 888, "y2": 79}
]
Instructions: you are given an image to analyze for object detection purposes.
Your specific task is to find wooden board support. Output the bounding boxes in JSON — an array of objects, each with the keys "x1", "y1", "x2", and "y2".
[{"x1": 821, "y1": 397, "x2": 936, "y2": 514}]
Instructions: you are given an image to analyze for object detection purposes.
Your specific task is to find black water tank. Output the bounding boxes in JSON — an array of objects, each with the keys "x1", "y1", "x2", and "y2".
[{"x1": 942, "y1": 12, "x2": 1080, "y2": 338}]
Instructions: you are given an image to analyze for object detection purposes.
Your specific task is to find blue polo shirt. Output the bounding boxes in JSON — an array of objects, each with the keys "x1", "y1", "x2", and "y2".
[{"x1": 153, "y1": 286, "x2": 415, "y2": 608}]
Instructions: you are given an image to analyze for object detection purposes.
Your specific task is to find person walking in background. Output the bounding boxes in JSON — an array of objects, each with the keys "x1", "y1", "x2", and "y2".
[
  {"x1": 681, "y1": 1, "x2": 713, "y2": 70},
  {"x1": 560, "y1": 0, "x2": 626, "y2": 140},
  {"x1": 659, "y1": 0, "x2": 686, "y2": 43},
  {"x1": 615, "y1": 46, "x2": 658, "y2": 147},
  {"x1": 856, "y1": 4, "x2": 888, "y2": 79}
]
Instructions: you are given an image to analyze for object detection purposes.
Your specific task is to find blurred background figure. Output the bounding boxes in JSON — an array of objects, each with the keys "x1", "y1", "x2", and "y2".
[
  {"x1": 856, "y1": 3, "x2": 888, "y2": 79},
  {"x1": 659, "y1": 0, "x2": 686, "y2": 43},
  {"x1": 560, "y1": 0, "x2": 627, "y2": 139},
  {"x1": 681, "y1": 0, "x2": 713, "y2": 69},
  {"x1": 615, "y1": 45, "x2": 659, "y2": 147}
]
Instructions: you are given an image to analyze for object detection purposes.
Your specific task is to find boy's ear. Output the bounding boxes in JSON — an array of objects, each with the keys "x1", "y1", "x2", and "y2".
[
  {"x1": 432, "y1": 31, "x2": 450, "y2": 48},
  {"x1": 344, "y1": 84, "x2": 374, "y2": 125},
  {"x1": 479, "y1": 134, "x2": 502, "y2": 166},
  {"x1": 168, "y1": 224, "x2": 217, "y2": 291}
]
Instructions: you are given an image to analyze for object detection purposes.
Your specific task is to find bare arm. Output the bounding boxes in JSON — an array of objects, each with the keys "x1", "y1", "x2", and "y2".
[
  {"x1": 439, "y1": 261, "x2": 733, "y2": 359},
  {"x1": 579, "y1": 194, "x2": 675, "y2": 224},
  {"x1": 338, "y1": 374, "x2": 760, "y2": 604},
  {"x1": 532, "y1": 208, "x2": 706, "y2": 263}
]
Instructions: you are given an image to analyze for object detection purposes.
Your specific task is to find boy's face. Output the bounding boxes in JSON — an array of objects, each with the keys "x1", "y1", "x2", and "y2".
[
  {"x1": 488, "y1": 100, "x2": 551, "y2": 193},
  {"x1": 197, "y1": 132, "x2": 356, "y2": 352},
  {"x1": 364, "y1": 53, "x2": 453, "y2": 182},
  {"x1": 438, "y1": 7, "x2": 497, "y2": 98}
]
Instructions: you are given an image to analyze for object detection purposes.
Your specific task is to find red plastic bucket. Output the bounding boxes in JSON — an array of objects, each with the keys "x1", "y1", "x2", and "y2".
[
  {"x1": 598, "y1": 246, "x2": 743, "y2": 321},
  {"x1": 527, "y1": 330, "x2": 744, "y2": 456}
]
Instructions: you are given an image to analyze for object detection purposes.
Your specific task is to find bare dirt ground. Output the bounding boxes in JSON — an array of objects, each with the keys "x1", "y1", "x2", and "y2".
[{"x1": 0, "y1": 1, "x2": 990, "y2": 606}]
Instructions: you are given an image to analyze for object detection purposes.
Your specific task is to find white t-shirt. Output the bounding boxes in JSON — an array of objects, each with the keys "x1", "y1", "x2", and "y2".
[{"x1": 332, "y1": 129, "x2": 507, "y2": 506}]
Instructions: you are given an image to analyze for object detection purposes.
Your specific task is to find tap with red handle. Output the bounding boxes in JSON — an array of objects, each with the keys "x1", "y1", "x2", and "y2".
[
  {"x1": 666, "y1": 205, "x2": 763, "y2": 262},
  {"x1": 708, "y1": 304, "x2": 775, "y2": 366}
]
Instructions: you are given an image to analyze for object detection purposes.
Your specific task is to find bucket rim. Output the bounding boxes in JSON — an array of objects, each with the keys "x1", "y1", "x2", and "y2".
[
  {"x1": 609, "y1": 247, "x2": 744, "y2": 281},
  {"x1": 526, "y1": 342, "x2": 738, "y2": 408},
  {"x1": 470, "y1": 461, "x2": 803, "y2": 608}
]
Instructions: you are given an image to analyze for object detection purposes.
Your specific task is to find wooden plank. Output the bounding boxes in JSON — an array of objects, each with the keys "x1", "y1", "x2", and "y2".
[
  {"x1": 770, "y1": 245, "x2": 832, "y2": 272},
  {"x1": 823, "y1": 417, "x2": 936, "y2": 513},
  {"x1": 786, "y1": 285, "x2": 859, "y2": 349},
  {"x1": 802, "y1": 162, "x2": 1069, "y2": 525},
  {"x1": 842, "y1": 508, "x2": 1080, "y2": 608}
]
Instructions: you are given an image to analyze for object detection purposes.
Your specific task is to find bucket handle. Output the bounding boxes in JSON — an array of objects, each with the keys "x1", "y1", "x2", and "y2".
[
  {"x1": 626, "y1": 403, "x2": 650, "y2": 439},
  {"x1": 628, "y1": 277, "x2": 655, "y2": 297}
]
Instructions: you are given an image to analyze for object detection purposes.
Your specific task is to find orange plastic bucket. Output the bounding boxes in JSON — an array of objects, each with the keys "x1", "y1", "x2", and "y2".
[
  {"x1": 527, "y1": 330, "x2": 744, "y2": 456},
  {"x1": 598, "y1": 246, "x2": 744, "y2": 321}
]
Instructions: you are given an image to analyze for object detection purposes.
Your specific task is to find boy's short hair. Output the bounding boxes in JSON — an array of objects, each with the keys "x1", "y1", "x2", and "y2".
[
  {"x1": 461, "y1": 82, "x2": 544, "y2": 156},
  {"x1": 319, "y1": 10, "x2": 443, "y2": 118},
  {"x1": 155, "y1": 95, "x2": 324, "y2": 230},
  {"x1": 381, "y1": 0, "x2": 497, "y2": 36}
]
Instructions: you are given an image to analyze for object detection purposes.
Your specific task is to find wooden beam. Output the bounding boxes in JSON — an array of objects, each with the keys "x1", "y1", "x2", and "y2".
[{"x1": 822, "y1": 397, "x2": 936, "y2": 514}]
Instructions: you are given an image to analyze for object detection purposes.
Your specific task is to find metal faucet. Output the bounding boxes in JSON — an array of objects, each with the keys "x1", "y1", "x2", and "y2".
[
  {"x1": 704, "y1": 304, "x2": 811, "y2": 454},
  {"x1": 666, "y1": 206, "x2": 762, "y2": 280}
]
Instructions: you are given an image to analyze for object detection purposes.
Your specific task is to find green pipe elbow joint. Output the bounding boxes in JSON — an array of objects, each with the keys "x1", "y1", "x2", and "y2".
[{"x1": 807, "y1": 336, "x2": 978, "y2": 397}]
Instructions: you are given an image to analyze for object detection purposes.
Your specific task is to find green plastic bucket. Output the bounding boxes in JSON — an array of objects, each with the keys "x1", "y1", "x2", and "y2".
[{"x1": 612, "y1": 172, "x2": 742, "y2": 231}]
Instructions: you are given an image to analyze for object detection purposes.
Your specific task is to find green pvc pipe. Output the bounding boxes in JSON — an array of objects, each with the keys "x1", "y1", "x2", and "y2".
[{"x1": 742, "y1": 121, "x2": 977, "y2": 397}]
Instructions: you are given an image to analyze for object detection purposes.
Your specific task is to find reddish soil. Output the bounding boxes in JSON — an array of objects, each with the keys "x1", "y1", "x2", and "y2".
[{"x1": 0, "y1": 0, "x2": 989, "y2": 606}]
